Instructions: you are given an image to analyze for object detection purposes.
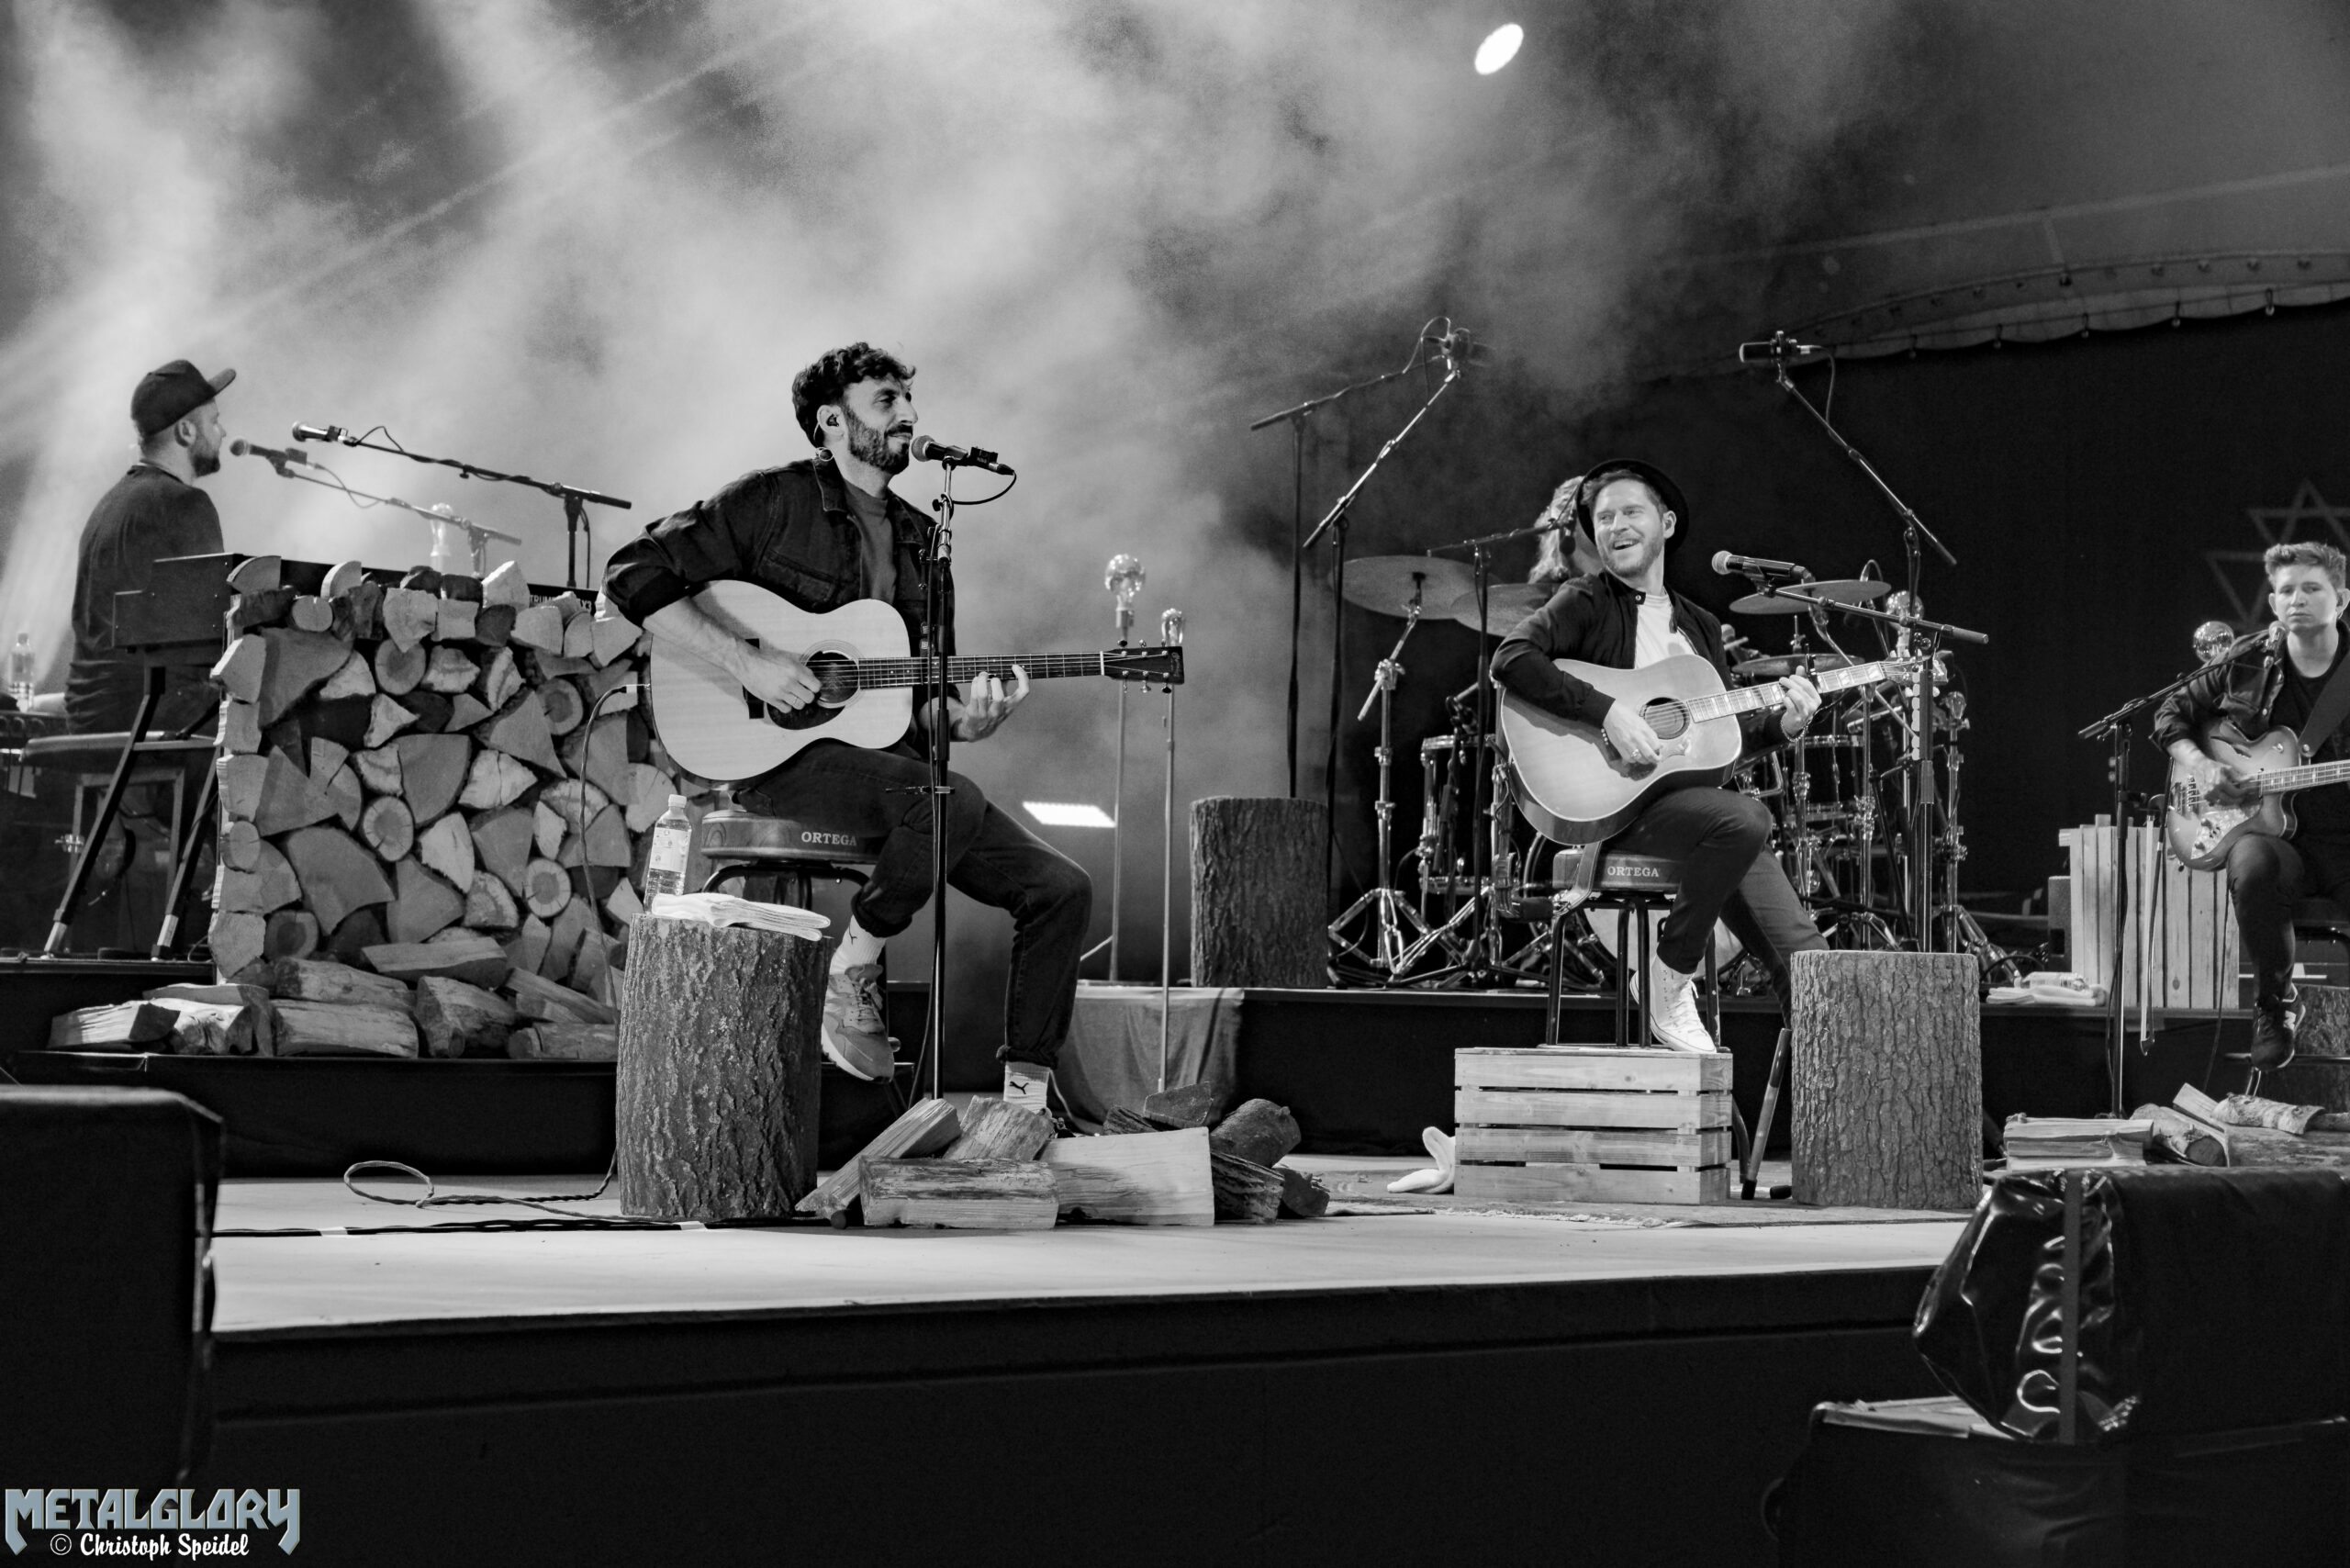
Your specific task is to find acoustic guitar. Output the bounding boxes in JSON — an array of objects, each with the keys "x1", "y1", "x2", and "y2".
[
  {"x1": 646, "y1": 584, "x2": 1183, "y2": 781},
  {"x1": 2163, "y1": 722, "x2": 2350, "y2": 870},
  {"x1": 1497, "y1": 653, "x2": 1922, "y2": 844}
]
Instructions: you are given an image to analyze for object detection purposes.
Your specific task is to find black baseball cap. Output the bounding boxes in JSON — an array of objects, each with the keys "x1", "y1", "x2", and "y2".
[
  {"x1": 1574, "y1": 459, "x2": 1691, "y2": 551},
  {"x1": 131, "y1": 360, "x2": 235, "y2": 437}
]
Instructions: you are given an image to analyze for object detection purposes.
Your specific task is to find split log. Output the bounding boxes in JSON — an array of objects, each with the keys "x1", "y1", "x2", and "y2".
[
  {"x1": 221, "y1": 819, "x2": 261, "y2": 872},
  {"x1": 322, "y1": 763, "x2": 363, "y2": 831},
  {"x1": 227, "y1": 555, "x2": 281, "y2": 594},
  {"x1": 563, "y1": 608, "x2": 597, "y2": 659},
  {"x1": 387, "y1": 857, "x2": 465, "y2": 945},
  {"x1": 544, "y1": 895, "x2": 597, "y2": 980},
  {"x1": 532, "y1": 651, "x2": 595, "y2": 679},
  {"x1": 417, "y1": 811, "x2": 476, "y2": 890},
  {"x1": 542, "y1": 778, "x2": 610, "y2": 831},
  {"x1": 466, "y1": 870, "x2": 521, "y2": 932},
  {"x1": 796, "y1": 1098, "x2": 961, "y2": 1221},
  {"x1": 308, "y1": 736, "x2": 351, "y2": 782},
  {"x1": 208, "y1": 911, "x2": 267, "y2": 979},
  {"x1": 422, "y1": 646, "x2": 480, "y2": 693},
  {"x1": 317, "y1": 651, "x2": 373, "y2": 706},
  {"x1": 572, "y1": 930, "x2": 618, "y2": 1002},
  {"x1": 413, "y1": 975, "x2": 518, "y2": 1058},
  {"x1": 1210, "y1": 1151, "x2": 1285, "y2": 1224},
  {"x1": 440, "y1": 573, "x2": 483, "y2": 604},
  {"x1": 395, "y1": 733, "x2": 471, "y2": 822},
  {"x1": 505, "y1": 914, "x2": 552, "y2": 978},
  {"x1": 480, "y1": 646, "x2": 524, "y2": 712},
  {"x1": 343, "y1": 581, "x2": 385, "y2": 640},
  {"x1": 482, "y1": 560, "x2": 531, "y2": 609},
  {"x1": 457, "y1": 750, "x2": 533, "y2": 812},
  {"x1": 1278, "y1": 1165, "x2": 1330, "y2": 1218},
  {"x1": 444, "y1": 692, "x2": 490, "y2": 732},
  {"x1": 508, "y1": 1023, "x2": 618, "y2": 1060},
  {"x1": 1102, "y1": 1106, "x2": 1158, "y2": 1135},
  {"x1": 1144, "y1": 1081, "x2": 1231, "y2": 1129},
  {"x1": 2132, "y1": 1103, "x2": 2229, "y2": 1166},
  {"x1": 402, "y1": 689, "x2": 453, "y2": 734},
  {"x1": 2197, "y1": 1126, "x2": 2350, "y2": 1171},
  {"x1": 621, "y1": 762, "x2": 674, "y2": 832},
  {"x1": 380, "y1": 587, "x2": 439, "y2": 651},
  {"x1": 219, "y1": 698, "x2": 262, "y2": 755},
  {"x1": 584, "y1": 804, "x2": 632, "y2": 868},
  {"x1": 214, "y1": 836, "x2": 301, "y2": 914},
  {"x1": 469, "y1": 805, "x2": 533, "y2": 894},
  {"x1": 271, "y1": 1000, "x2": 419, "y2": 1058},
  {"x1": 1792, "y1": 951, "x2": 1981, "y2": 1211},
  {"x1": 211, "y1": 635, "x2": 268, "y2": 704},
  {"x1": 2218, "y1": 1092, "x2": 2325, "y2": 1136},
  {"x1": 400, "y1": 567, "x2": 443, "y2": 595},
  {"x1": 510, "y1": 601, "x2": 565, "y2": 653},
  {"x1": 263, "y1": 910, "x2": 319, "y2": 965},
  {"x1": 945, "y1": 1095, "x2": 1055, "y2": 1162},
  {"x1": 434, "y1": 598, "x2": 478, "y2": 644},
  {"x1": 522, "y1": 857, "x2": 573, "y2": 919},
  {"x1": 319, "y1": 560, "x2": 367, "y2": 599},
  {"x1": 360, "y1": 795, "x2": 415, "y2": 862},
  {"x1": 374, "y1": 640, "x2": 426, "y2": 697},
  {"x1": 364, "y1": 695, "x2": 419, "y2": 747},
  {"x1": 482, "y1": 689, "x2": 561, "y2": 772},
  {"x1": 591, "y1": 609, "x2": 641, "y2": 666},
  {"x1": 616, "y1": 916, "x2": 827, "y2": 1220},
  {"x1": 475, "y1": 603, "x2": 515, "y2": 648},
  {"x1": 1041, "y1": 1127, "x2": 1214, "y2": 1226},
  {"x1": 229, "y1": 587, "x2": 296, "y2": 633},
  {"x1": 365, "y1": 933, "x2": 509, "y2": 988},
  {"x1": 603, "y1": 877, "x2": 643, "y2": 926},
  {"x1": 533, "y1": 801, "x2": 566, "y2": 858},
  {"x1": 154, "y1": 1001, "x2": 242, "y2": 1055},
  {"x1": 149, "y1": 982, "x2": 274, "y2": 1056},
  {"x1": 1210, "y1": 1099, "x2": 1302, "y2": 1167},
  {"x1": 247, "y1": 749, "x2": 338, "y2": 835},
  {"x1": 1190, "y1": 796, "x2": 1330, "y2": 988},
  {"x1": 542, "y1": 679, "x2": 586, "y2": 738},
  {"x1": 860, "y1": 1159, "x2": 1058, "y2": 1230},
  {"x1": 266, "y1": 957, "x2": 412, "y2": 1010},
  {"x1": 509, "y1": 965, "x2": 617, "y2": 1025},
  {"x1": 581, "y1": 659, "x2": 638, "y2": 711},
  {"x1": 50, "y1": 1002, "x2": 177, "y2": 1050},
  {"x1": 257, "y1": 628, "x2": 353, "y2": 726},
  {"x1": 323, "y1": 906, "x2": 386, "y2": 963},
  {"x1": 287, "y1": 594, "x2": 333, "y2": 634},
  {"x1": 574, "y1": 716, "x2": 633, "y2": 804}
]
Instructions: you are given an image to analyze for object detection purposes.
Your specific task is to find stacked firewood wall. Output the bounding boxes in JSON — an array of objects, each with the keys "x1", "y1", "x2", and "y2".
[{"x1": 205, "y1": 555, "x2": 685, "y2": 1014}]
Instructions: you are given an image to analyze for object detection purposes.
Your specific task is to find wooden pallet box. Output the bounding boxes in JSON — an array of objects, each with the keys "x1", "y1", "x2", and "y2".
[{"x1": 1452, "y1": 1047, "x2": 1733, "y2": 1204}]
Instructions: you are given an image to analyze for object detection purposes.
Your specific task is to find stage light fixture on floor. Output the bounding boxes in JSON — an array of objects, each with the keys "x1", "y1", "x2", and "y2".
[
  {"x1": 1474, "y1": 23, "x2": 1523, "y2": 75},
  {"x1": 1024, "y1": 801, "x2": 1115, "y2": 829}
]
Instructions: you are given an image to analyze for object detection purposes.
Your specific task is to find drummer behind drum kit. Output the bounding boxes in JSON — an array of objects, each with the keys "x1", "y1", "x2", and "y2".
[{"x1": 1328, "y1": 553, "x2": 2005, "y2": 992}]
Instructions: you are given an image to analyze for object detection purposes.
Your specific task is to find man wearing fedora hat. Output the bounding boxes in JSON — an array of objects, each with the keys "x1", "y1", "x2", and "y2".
[
  {"x1": 65, "y1": 359, "x2": 236, "y2": 735},
  {"x1": 1491, "y1": 460, "x2": 1828, "y2": 1052}
]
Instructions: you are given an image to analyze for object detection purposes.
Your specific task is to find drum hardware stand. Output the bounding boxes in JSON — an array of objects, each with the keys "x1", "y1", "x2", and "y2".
[
  {"x1": 1156, "y1": 608, "x2": 1184, "y2": 1091},
  {"x1": 1086, "y1": 554, "x2": 1147, "y2": 980},
  {"x1": 1330, "y1": 584, "x2": 1453, "y2": 980}
]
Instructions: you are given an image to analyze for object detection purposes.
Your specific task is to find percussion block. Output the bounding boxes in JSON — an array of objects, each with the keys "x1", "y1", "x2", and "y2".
[{"x1": 1452, "y1": 1047, "x2": 1734, "y2": 1204}]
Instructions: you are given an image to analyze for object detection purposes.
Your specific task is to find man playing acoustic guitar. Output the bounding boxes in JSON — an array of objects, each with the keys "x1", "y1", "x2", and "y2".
[
  {"x1": 2155, "y1": 541, "x2": 2350, "y2": 1070},
  {"x1": 604, "y1": 343, "x2": 1090, "y2": 1105},
  {"x1": 1491, "y1": 460, "x2": 1828, "y2": 1052}
]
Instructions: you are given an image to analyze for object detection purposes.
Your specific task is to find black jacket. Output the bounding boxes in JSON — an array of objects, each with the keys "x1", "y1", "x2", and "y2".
[
  {"x1": 2153, "y1": 637, "x2": 2350, "y2": 762},
  {"x1": 67, "y1": 465, "x2": 224, "y2": 735},
  {"x1": 1489, "y1": 570, "x2": 1790, "y2": 756}
]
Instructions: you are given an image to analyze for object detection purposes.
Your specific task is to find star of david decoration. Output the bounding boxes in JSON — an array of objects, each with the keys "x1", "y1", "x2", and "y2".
[{"x1": 2205, "y1": 481, "x2": 2350, "y2": 624}]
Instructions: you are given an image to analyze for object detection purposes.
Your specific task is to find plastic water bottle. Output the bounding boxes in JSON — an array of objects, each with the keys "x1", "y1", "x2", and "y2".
[
  {"x1": 6, "y1": 633, "x2": 31, "y2": 703},
  {"x1": 643, "y1": 795, "x2": 692, "y2": 900}
]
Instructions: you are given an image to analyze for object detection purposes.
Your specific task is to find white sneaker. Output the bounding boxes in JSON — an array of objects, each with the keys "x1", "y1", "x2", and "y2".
[
  {"x1": 1646, "y1": 955, "x2": 1717, "y2": 1053},
  {"x1": 1002, "y1": 1061, "x2": 1051, "y2": 1114}
]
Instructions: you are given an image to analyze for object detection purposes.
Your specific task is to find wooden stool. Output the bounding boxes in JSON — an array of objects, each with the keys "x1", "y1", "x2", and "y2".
[{"x1": 695, "y1": 797, "x2": 882, "y2": 910}]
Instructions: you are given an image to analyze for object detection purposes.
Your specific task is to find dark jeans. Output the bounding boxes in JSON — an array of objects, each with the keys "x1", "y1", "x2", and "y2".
[
  {"x1": 1606, "y1": 785, "x2": 1828, "y2": 1010},
  {"x1": 742, "y1": 741, "x2": 1092, "y2": 1068},
  {"x1": 2224, "y1": 833, "x2": 2350, "y2": 1003}
]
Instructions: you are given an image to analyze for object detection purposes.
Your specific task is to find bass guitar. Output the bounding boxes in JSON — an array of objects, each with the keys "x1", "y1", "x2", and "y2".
[
  {"x1": 1498, "y1": 653, "x2": 1923, "y2": 843},
  {"x1": 647, "y1": 585, "x2": 1183, "y2": 781},
  {"x1": 2163, "y1": 722, "x2": 2350, "y2": 870}
]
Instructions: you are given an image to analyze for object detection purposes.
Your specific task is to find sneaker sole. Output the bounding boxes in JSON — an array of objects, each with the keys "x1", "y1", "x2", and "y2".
[{"x1": 821, "y1": 1030, "x2": 894, "y2": 1081}]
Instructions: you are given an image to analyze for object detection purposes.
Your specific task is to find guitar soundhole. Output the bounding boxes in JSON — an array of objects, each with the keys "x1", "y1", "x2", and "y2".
[
  {"x1": 753, "y1": 651, "x2": 860, "y2": 731},
  {"x1": 1644, "y1": 700, "x2": 1689, "y2": 741}
]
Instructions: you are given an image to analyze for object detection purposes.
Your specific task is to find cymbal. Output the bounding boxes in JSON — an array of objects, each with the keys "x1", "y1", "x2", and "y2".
[
  {"x1": 1727, "y1": 578, "x2": 1890, "y2": 616},
  {"x1": 1449, "y1": 581, "x2": 1553, "y2": 636},
  {"x1": 1343, "y1": 555, "x2": 1476, "y2": 618},
  {"x1": 1734, "y1": 652, "x2": 1856, "y2": 679}
]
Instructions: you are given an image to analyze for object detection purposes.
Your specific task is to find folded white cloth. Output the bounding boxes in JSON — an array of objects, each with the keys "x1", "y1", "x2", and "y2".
[{"x1": 1387, "y1": 1126, "x2": 1456, "y2": 1194}]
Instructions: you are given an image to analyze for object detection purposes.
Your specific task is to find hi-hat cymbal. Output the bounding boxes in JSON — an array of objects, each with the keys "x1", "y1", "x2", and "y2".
[
  {"x1": 1449, "y1": 581, "x2": 1553, "y2": 636},
  {"x1": 1734, "y1": 652, "x2": 1857, "y2": 679},
  {"x1": 1343, "y1": 555, "x2": 1476, "y2": 618},
  {"x1": 1727, "y1": 578, "x2": 1890, "y2": 616}
]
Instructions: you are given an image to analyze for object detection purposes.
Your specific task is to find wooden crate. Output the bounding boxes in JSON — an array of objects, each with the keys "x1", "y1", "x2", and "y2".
[
  {"x1": 1453, "y1": 1047, "x2": 1733, "y2": 1204},
  {"x1": 2060, "y1": 823, "x2": 2239, "y2": 1013}
]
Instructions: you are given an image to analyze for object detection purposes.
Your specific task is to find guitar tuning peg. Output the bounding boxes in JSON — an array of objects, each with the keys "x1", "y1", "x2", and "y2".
[{"x1": 1159, "y1": 608, "x2": 1185, "y2": 647}]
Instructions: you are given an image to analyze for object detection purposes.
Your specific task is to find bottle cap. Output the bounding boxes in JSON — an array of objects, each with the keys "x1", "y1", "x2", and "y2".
[{"x1": 666, "y1": 794, "x2": 688, "y2": 809}]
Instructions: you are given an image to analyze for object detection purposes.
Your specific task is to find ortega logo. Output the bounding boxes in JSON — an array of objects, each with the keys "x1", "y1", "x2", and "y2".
[{"x1": 4, "y1": 1490, "x2": 300, "y2": 1555}]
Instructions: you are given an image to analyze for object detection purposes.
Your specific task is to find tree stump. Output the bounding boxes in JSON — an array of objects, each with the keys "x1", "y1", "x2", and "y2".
[
  {"x1": 1790, "y1": 950, "x2": 1980, "y2": 1211},
  {"x1": 616, "y1": 918, "x2": 825, "y2": 1220},
  {"x1": 1190, "y1": 796, "x2": 1328, "y2": 988}
]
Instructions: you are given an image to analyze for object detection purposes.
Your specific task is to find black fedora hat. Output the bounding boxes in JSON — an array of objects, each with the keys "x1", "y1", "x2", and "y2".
[{"x1": 1573, "y1": 459, "x2": 1691, "y2": 551}]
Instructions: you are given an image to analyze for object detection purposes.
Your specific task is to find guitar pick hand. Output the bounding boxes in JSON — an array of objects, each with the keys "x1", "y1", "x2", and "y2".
[
  {"x1": 739, "y1": 645, "x2": 821, "y2": 711},
  {"x1": 1603, "y1": 702, "x2": 1664, "y2": 769}
]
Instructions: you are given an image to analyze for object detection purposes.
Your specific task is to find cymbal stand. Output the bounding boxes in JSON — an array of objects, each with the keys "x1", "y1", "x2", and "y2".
[{"x1": 1330, "y1": 587, "x2": 1449, "y2": 980}]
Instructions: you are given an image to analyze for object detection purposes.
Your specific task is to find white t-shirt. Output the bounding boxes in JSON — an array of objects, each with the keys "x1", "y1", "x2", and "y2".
[{"x1": 1632, "y1": 591, "x2": 1695, "y2": 669}]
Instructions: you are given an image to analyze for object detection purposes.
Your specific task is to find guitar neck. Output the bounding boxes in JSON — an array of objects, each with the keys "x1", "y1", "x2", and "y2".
[
  {"x1": 2260, "y1": 756, "x2": 2350, "y2": 796},
  {"x1": 855, "y1": 654, "x2": 1113, "y2": 688},
  {"x1": 1684, "y1": 661, "x2": 1903, "y2": 723}
]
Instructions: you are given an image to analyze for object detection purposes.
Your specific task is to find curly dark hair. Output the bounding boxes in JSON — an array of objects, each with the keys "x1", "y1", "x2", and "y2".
[{"x1": 790, "y1": 342, "x2": 916, "y2": 447}]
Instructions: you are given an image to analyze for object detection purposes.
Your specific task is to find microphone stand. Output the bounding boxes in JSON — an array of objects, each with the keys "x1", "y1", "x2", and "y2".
[
  {"x1": 295, "y1": 427, "x2": 630, "y2": 588},
  {"x1": 248, "y1": 461, "x2": 524, "y2": 568},
  {"x1": 914, "y1": 463, "x2": 965, "y2": 1104}
]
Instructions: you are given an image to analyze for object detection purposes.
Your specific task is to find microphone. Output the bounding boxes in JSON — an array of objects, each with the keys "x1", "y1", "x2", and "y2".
[
  {"x1": 1711, "y1": 549, "x2": 1810, "y2": 579},
  {"x1": 909, "y1": 433, "x2": 1013, "y2": 476},
  {"x1": 229, "y1": 438, "x2": 314, "y2": 469},
  {"x1": 1735, "y1": 331, "x2": 1828, "y2": 365},
  {"x1": 289, "y1": 422, "x2": 352, "y2": 444},
  {"x1": 1422, "y1": 328, "x2": 1493, "y2": 365}
]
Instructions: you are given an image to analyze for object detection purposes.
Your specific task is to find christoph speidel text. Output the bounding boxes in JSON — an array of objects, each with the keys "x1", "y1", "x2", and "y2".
[{"x1": 4, "y1": 1490, "x2": 299, "y2": 1556}]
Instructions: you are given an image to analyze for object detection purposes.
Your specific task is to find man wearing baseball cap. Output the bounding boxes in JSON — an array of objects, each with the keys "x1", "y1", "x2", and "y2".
[
  {"x1": 1491, "y1": 460, "x2": 1828, "y2": 1053},
  {"x1": 64, "y1": 359, "x2": 236, "y2": 735}
]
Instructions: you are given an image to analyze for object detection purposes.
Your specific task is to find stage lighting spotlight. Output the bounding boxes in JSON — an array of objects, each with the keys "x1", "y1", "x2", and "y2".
[{"x1": 1474, "y1": 23, "x2": 1523, "y2": 74}]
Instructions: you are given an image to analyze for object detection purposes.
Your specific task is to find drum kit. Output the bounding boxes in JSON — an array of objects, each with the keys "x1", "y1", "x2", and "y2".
[{"x1": 1327, "y1": 554, "x2": 2000, "y2": 991}]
